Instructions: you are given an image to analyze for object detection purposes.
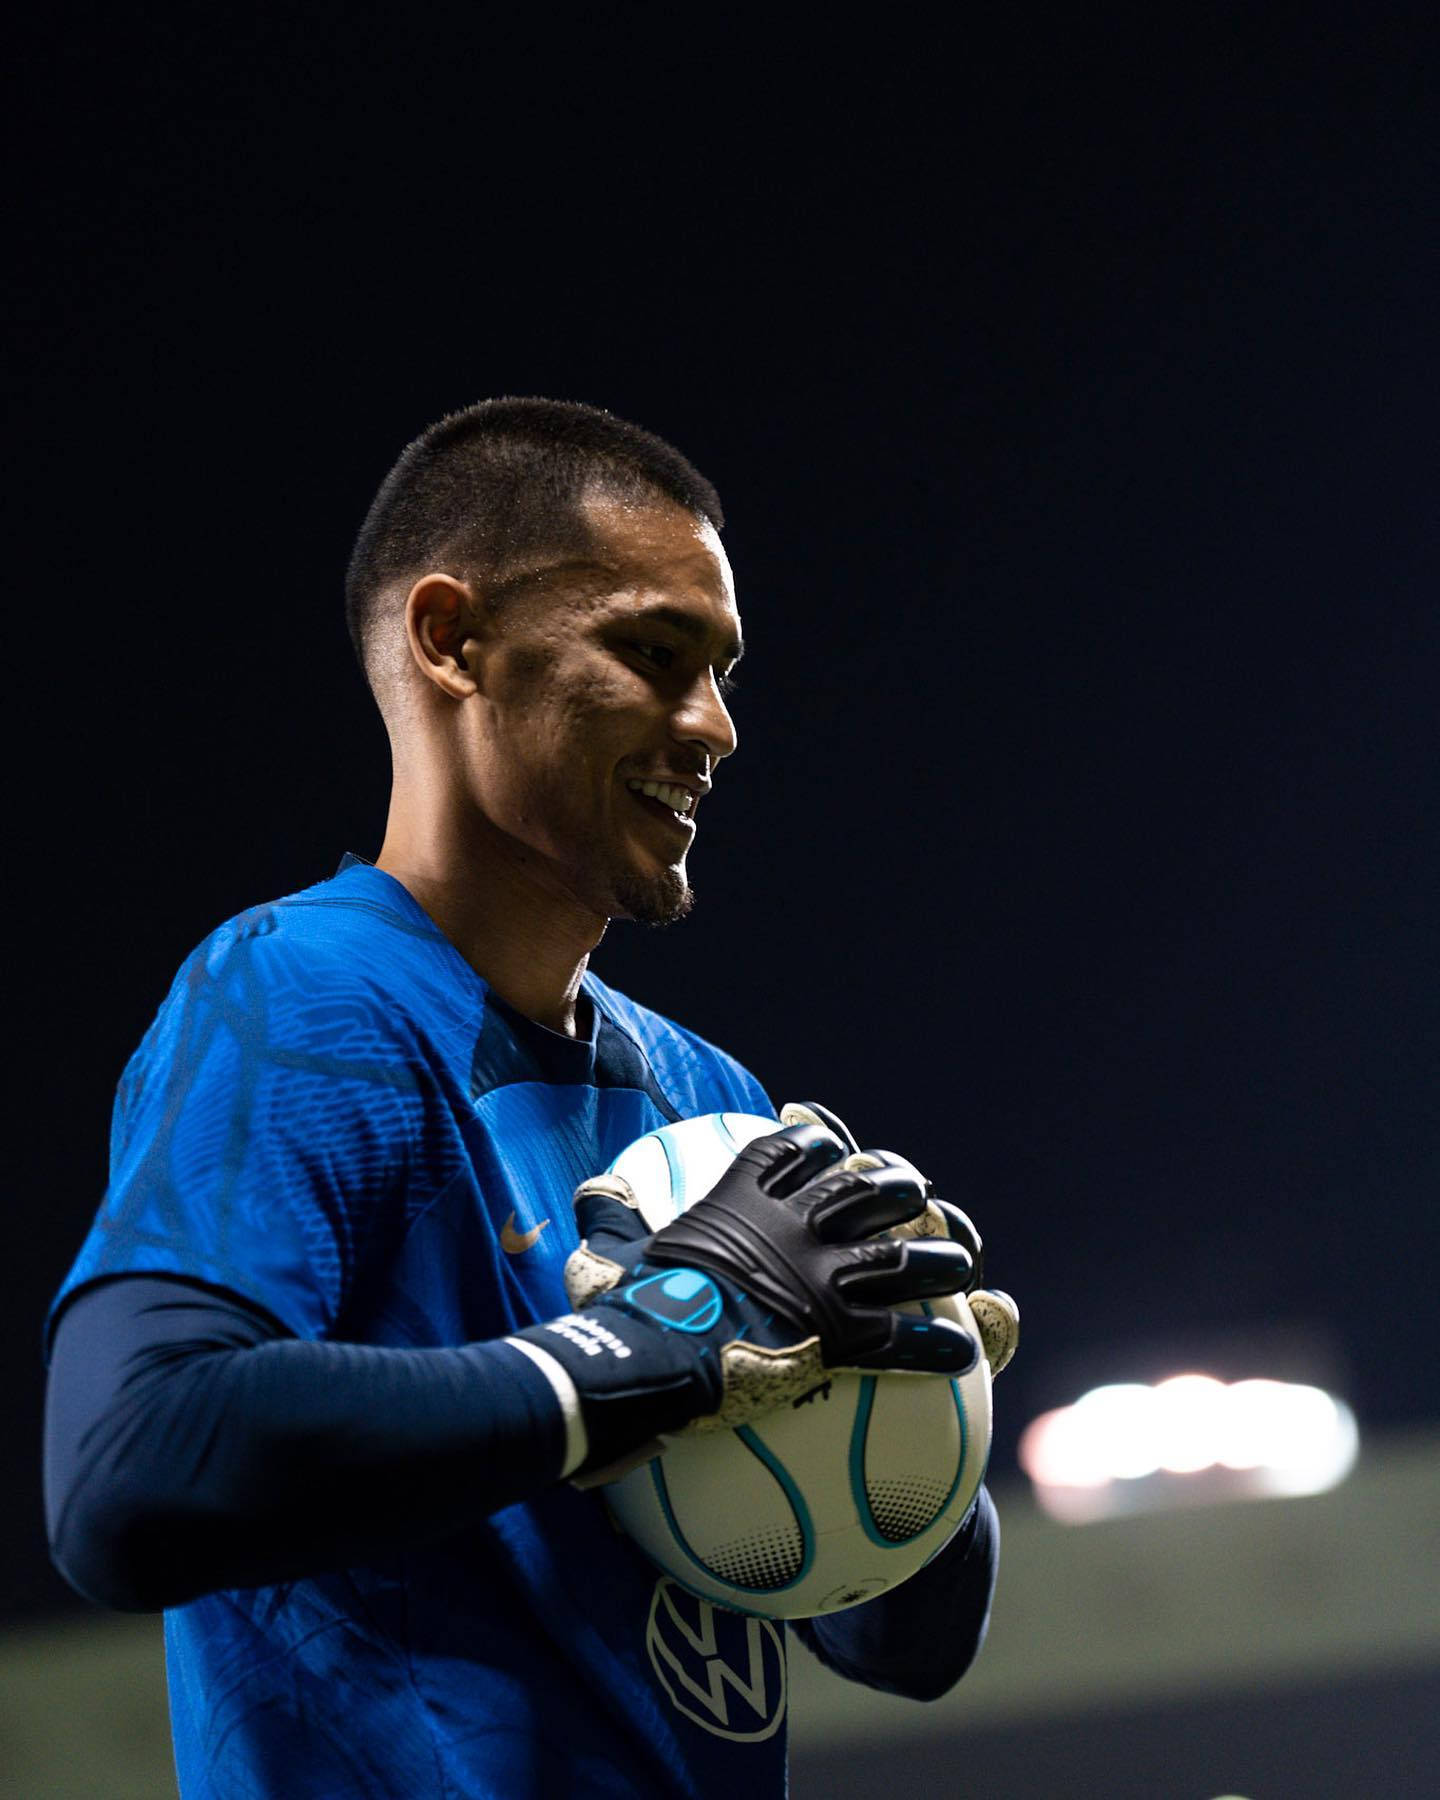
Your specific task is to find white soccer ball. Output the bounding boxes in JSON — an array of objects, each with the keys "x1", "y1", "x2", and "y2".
[{"x1": 599, "y1": 1112, "x2": 992, "y2": 1619}]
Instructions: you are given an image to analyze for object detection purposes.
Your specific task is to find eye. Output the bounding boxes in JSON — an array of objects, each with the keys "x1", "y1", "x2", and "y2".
[
  {"x1": 628, "y1": 642, "x2": 676, "y2": 671},
  {"x1": 717, "y1": 668, "x2": 740, "y2": 697}
]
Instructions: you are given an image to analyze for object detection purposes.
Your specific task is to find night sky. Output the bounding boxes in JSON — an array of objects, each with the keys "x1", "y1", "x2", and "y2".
[{"x1": 8, "y1": 6, "x2": 1436, "y2": 1617}]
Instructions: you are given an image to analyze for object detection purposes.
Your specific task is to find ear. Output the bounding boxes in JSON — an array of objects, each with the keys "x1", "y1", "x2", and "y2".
[{"x1": 404, "y1": 574, "x2": 489, "y2": 699}]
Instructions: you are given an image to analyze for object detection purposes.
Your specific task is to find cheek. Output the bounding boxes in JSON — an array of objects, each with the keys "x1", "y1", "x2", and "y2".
[
  {"x1": 488, "y1": 644, "x2": 651, "y2": 798},
  {"x1": 495, "y1": 679, "x2": 638, "y2": 816},
  {"x1": 551, "y1": 670, "x2": 645, "y2": 755}
]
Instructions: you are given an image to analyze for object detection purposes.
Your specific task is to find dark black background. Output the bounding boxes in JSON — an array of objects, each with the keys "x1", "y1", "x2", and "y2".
[{"x1": 7, "y1": 4, "x2": 1436, "y2": 1616}]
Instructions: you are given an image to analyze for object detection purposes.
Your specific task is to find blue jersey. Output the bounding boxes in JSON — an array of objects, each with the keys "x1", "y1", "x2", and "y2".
[{"x1": 53, "y1": 857, "x2": 791, "y2": 1799}]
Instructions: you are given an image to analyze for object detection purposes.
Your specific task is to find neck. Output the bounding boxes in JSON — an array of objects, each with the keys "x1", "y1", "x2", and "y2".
[{"x1": 374, "y1": 785, "x2": 606, "y2": 1039}]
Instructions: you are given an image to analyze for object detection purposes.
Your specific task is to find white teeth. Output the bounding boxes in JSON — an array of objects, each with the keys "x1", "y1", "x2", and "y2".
[{"x1": 626, "y1": 778, "x2": 695, "y2": 817}]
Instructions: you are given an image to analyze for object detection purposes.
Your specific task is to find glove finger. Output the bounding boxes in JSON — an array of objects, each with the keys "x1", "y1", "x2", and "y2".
[
  {"x1": 736, "y1": 1121, "x2": 848, "y2": 1198},
  {"x1": 969, "y1": 1287, "x2": 1020, "y2": 1376},
  {"x1": 573, "y1": 1175, "x2": 652, "y2": 1254},
  {"x1": 852, "y1": 1310, "x2": 980, "y2": 1377},
  {"x1": 835, "y1": 1237, "x2": 975, "y2": 1304},
  {"x1": 808, "y1": 1159, "x2": 929, "y2": 1242},
  {"x1": 778, "y1": 1100, "x2": 861, "y2": 1154},
  {"x1": 929, "y1": 1198, "x2": 984, "y2": 1280}
]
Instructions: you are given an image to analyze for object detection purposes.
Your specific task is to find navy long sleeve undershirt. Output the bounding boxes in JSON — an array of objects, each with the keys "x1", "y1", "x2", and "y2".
[
  {"x1": 45, "y1": 1275, "x2": 566, "y2": 1611},
  {"x1": 45, "y1": 1272, "x2": 998, "y2": 1700}
]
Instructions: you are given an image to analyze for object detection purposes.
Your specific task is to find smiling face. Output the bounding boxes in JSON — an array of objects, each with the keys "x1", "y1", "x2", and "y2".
[{"x1": 456, "y1": 489, "x2": 742, "y2": 924}]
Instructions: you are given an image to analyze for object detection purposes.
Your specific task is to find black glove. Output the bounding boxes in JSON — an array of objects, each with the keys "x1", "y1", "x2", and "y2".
[
  {"x1": 782, "y1": 1101, "x2": 1019, "y2": 1379},
  {"x1": 629, "y1": 1120, "x2": 978, "y2": 1375},
  {"x1": 516, "y1": 1120, "x2": 976, "y2": 1476}
]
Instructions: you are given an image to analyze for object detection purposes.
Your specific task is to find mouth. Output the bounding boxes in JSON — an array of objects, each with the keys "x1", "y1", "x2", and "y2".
[{"x1": 624, "y1": 777, "x2": 698, "y2": 836}]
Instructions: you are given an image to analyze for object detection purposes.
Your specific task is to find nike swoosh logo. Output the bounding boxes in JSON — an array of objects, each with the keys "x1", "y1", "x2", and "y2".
[{"x1": 500, "y1": 1212, "x2": 551, "y2": 1255}]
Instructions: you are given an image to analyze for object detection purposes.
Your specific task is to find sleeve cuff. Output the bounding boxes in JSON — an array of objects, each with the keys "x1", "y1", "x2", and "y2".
[{"x1": 502, "y1": 1337, "x2": 588, "y2": 1478}]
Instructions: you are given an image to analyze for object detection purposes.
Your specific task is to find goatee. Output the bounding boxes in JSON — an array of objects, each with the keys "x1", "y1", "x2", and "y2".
[{"x1": 613, "y1": 866, "x2": 695, "y2": 927}]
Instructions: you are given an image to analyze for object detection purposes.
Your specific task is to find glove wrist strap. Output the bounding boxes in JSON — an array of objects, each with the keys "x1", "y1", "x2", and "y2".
[{"x1": 508, "y1": 1309, "x2": 718, "y2": 1479}]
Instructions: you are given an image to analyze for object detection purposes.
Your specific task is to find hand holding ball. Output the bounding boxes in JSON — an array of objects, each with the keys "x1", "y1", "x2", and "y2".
[{"x1": 564, "y1": 1108, "x2": 1017, "y2": 1618}]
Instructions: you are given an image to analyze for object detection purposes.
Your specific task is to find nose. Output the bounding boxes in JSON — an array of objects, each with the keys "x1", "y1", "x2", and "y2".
[{"x1": 671, "y1": 667, "x2": 738, "y2": 764}]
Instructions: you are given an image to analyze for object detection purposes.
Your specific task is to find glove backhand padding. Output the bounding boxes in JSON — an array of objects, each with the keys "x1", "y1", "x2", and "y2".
[
  {"x1": 781, "y1": 1102, "x2": 1018, "y2": 1377},
  {"x1": 563, "y1": 1119, "x2": 979, "y2": 1434}
]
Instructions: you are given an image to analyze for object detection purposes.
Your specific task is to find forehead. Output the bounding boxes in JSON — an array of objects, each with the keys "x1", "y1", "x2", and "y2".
[{"x1": 504, "y1": 492, "x2": 741, "y2": 651}]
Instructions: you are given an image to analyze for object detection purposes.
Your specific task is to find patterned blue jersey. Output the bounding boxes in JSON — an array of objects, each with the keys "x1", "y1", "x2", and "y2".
[{"x1": 52, "y1": 857, "x2": 792, "y2": 1799}]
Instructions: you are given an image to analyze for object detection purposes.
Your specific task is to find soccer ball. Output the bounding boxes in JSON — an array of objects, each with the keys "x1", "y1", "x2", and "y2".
[{"x1": 598, "y1": 1112, "x2": 992, "y2": 1619}]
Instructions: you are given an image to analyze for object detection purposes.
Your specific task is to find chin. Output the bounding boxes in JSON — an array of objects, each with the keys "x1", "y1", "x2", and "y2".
[{"x1": 610, "y1": 863, "x2": 695, "y2": 927}]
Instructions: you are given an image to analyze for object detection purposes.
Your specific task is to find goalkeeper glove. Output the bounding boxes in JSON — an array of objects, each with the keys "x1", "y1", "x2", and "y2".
[
  {"x1": 508, "y1": 1114, "x2": 979, "y2": 1481},
  {"x1": 784, "y1": 1101, "x2": 1020, "y2": 1379}
]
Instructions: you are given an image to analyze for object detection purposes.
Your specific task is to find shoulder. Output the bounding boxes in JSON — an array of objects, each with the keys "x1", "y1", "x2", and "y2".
[
  {"x1": 152, "y1": 861, "x2": 472, "y2": 1054},
  {"x1": 585, "y1": 972, "x2": 774, "y2": 1119},
  {"x1": 194, "y1": 861, "x2": 442, "y2": 975}
]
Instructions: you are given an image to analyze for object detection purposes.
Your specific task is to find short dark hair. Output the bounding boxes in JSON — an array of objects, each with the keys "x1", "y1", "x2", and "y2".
[{"x1": 344, "y1": 396, "x2": 724, "y2": 679}]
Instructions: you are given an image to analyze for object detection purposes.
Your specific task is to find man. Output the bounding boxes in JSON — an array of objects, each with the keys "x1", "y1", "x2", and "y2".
[{"x1": 44, "y1": 398, "x2": 1011, "y2": 1797}]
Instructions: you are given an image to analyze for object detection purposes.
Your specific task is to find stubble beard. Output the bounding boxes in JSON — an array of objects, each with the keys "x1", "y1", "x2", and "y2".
[
  {"x1": 556, "y1": 818, "x2": 695, "y2": 926},
  {"x1": 611, "y1": 861, "x2": 695, "y2": 928}
]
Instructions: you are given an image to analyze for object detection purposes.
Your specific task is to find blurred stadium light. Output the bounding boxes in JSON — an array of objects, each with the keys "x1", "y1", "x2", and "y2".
[{"x1": 1018, "y1": 1373, "x2": 1359, "y2": 1522}]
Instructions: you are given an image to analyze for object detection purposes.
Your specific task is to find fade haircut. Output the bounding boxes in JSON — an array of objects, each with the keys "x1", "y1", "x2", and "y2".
[{"x1": 344, "y1": 397, "x2": 724, "y2": 692}]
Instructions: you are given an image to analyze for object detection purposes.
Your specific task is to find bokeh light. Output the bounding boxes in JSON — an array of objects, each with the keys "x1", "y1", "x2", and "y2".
[{"x1": 1018, "y1": 1374, "x2": 1359, "y2": 1522}]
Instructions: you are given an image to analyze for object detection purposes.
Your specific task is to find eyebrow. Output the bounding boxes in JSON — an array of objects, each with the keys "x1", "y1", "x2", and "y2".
[
  {"x1": 627, "y1": 602, "x2": 744, "y2": 666},
  {"x1": 499, "y1": 555, "x2": 744, "y2": 664},
  {"x1": 615, "y1": 601, "x2": 741, "y2": 666},
  {"x1": 497, "y1": 560, "x2": 743, "y2": 659}
]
